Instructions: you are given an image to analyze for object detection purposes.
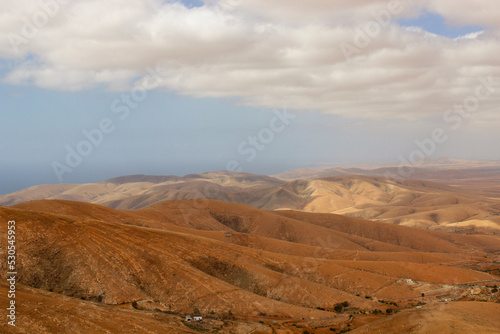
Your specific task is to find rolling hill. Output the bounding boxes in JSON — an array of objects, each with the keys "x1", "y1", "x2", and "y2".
[
  {"x1": 2, "y1": 169, "x2": 500, "y2": 233},
  {"x1": 1, "y1": 199, "x2": 499, "y2": 333},
  {"x1": 350, "y1": 302, "x2": 500, "y2": 334}
]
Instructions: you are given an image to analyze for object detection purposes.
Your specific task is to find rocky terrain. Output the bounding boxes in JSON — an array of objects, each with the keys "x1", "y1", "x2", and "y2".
[{"x1": 1, "y1": 198, "x2": 499, "y2": 333}]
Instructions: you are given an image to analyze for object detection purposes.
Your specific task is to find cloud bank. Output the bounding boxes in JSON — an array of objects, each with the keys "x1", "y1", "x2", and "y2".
[{"x1": 1, "y1": 0, "x2": 499, "y2": 120}]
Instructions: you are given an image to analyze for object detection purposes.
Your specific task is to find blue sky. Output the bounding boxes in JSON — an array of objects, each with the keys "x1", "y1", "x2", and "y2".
[
  {"x1": 1, "y1": 84, "x2": 413, "y2": 193},
  {"x1": 398, "y1": 12, "x2": 484, "y2": 38},
  {"x1": 1, "y1": 1, "x2": 499, "y2": 194},
  {"x1": 181, "y1": 0, "x2": 204, "y2": 8}
]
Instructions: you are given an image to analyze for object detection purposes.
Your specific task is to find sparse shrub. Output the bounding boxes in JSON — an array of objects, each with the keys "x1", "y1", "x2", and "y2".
[
  {"x1": 334, "y1": 301, "x2": 349, "y2": 313},
  {"x1": 209, "y1": 211, "x2": 247, "y2": 232},
  {"x1": 386, "y1": 308, "x2": 393, "y2": 314},
  {"x1": 183, "y1": 321, "x2": 209, "y2": 332},
  {"x1": 225, "y1": 310, "x2": 234, "y2": 320},
  {"x1": 131, "y1": 301, "x2": 138, "y2": 309},
  {"x1": 429, "y1": 213, "x2": 440, "y2": 223},
  {"x1": 188, "y1": 256, "x2": 266, "y2": 296},
  {"x1": 264, "y1": 263, "x2": 285, "y2": 273}
]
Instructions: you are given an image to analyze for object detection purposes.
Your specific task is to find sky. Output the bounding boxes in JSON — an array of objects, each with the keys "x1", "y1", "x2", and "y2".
[{"x1": 1, "y1": 0, "x2": 500, "y2": 194}]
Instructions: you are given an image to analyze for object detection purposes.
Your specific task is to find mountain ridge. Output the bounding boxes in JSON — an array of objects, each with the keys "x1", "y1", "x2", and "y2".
[{"x1": 2, "y1": 166, "x2": 500, "y2": 234}]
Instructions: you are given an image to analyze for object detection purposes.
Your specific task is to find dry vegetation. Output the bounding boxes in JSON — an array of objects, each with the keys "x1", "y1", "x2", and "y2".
[{"x1": 1, "y1": 197, "x2": 499, "y2": 333}]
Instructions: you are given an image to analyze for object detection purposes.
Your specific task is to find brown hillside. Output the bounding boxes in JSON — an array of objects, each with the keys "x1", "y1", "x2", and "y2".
[
  {"x1": 351, "y1": 302, "x2": 500, "y2": 334},
  {"x1": 0, "y1": 283, "x2": 197, "y2": 334},
  {"x1": 1, "y1": 199, "x2": 499, "y2": 333}
]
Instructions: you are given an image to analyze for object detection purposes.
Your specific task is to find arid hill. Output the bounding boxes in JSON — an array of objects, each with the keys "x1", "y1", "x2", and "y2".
[
  {"x1": 0, "y1": 171, "x2": 286, "y2": 208},
  {"x1": 1, "y1": 199, "x2": 499, "y2": 333},
  {"x1": 350, "y1": 301, "x2": 500, "y2": 334},
  {"x1": 274, "y1": 159, "x2": 500, "y2": 199},
  {"x1": 2, "y1": 169, "x2": 500, "y2": 233},
  {"x1": 0, "y1": 283, "x2": 198, "y2": 334}
]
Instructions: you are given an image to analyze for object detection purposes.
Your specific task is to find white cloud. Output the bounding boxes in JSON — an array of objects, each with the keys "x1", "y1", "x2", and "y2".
[
  {"x1": 425, "y1": 0, "x2": 500, "y2": 29},
  {"x1": 454, "y1": 31, "x2": 485, "y2": 41},
  {"x1": 0, "y1": 0, "x2": 499, "y2": 120}
]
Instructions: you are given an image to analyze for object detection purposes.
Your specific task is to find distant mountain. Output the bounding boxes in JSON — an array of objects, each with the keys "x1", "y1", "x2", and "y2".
[
  {"x1": 273, "y1": 162, "x2": 500, "y2": 185},
  {"x1": 0, "y1": 171, "x2": 286, "y2": 207},
  {"x1": 2, "y1": 169, "x2": 500, "y2": 234}
]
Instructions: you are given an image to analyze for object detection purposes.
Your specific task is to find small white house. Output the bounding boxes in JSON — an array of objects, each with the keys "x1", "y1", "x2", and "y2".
[{"x1": 185, "y1": 314, "x2": 203, "y2": 322}]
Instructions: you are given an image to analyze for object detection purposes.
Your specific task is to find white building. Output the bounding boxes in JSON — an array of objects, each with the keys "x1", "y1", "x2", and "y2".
[{"x1": 185, "y1": 314, "x2": 203, "y2": 322}]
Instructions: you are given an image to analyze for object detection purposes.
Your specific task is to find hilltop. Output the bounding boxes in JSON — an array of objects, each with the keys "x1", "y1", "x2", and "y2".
[{"x1": 2, "y1": 168, "x2": 500, "y2": 233}]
